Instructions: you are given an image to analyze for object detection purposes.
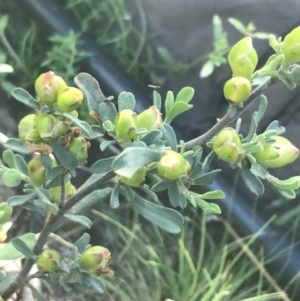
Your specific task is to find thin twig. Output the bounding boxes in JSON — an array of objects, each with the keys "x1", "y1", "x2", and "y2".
[
  {"x1": 183, "y1": 77, "x2": 278, "y2": 151},
  {"x1": 1, "y1": 170, "x2": 116, "y2": 300},
  {"x1": 58, "y1": 172, "x2": 66, "y2": 209}
]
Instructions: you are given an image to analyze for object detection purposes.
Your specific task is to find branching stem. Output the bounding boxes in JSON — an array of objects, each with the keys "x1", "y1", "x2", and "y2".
[
  {"x1": 183, "y1": 77, "x2": 278, "y2": 151},
  {"x1": 1, "y1": 170, "x2": 116, "y2": 300}
]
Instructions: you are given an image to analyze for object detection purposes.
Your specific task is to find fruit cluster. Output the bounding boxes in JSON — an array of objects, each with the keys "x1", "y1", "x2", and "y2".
[
  {"x1": 36, "y1": 246, "x2": 111, "y2": 277},
  {"x1": 223, "y1": 37, "x2": 257, "y2": 105},
  {"x1": 213, "y1": 127, "x2": 299, "y2": 168},
  {"x1": 114, "y1": 106, "x2": 191, "y2": 186}
]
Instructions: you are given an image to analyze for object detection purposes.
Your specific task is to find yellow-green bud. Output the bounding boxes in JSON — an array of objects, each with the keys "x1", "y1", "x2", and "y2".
[
  {"x1": 49, "y1": 180, "x2": 75, "y2": 203},
  {"x1": 18, "y1": 114, "x2": 41, "y2": 142},
  {"x1": 115, "y1": 109, "x2": 138, "y2": 141},
  {"x1": 157, "y1": 150, "x2": 192, "y2": 180},
  {"x1": 36, "y1": 249, "x2": 61, "y2": 272},
  {"x1": 34, "y1": 114, "x2": 56, "y2": 139},
  {"x1": 34, "y1": 71, "x2": 67, "y2": 107},
  {"x1": 253, "y1": 136, "x2": 299, "y2": 168},
  {"x1": 213, "y1": 127, "x2": 245, "y2": 164},
  {"x1": 228, "y1": 37, "x2": 258, "y2": 79},
  {"x1": 68, "y1": 136, "x2": 90, "y2": 164},
  {"x1": 120, "y1": 167, "x2": 147, "y2": 187},
  {"x1": 57, "y1": 87, "x2": 84, "y2": 112},
  {"x1": 80, "y1": 246, "x2": 111, "y2": 276},
  {"x1": 136, "y1": 106, "x2": 163, "y2": 131},
  {"x1": 28, "y1": 155, "x2": 46, "y2": 186},
  {"x1": 223, "y1": 76, "x2": 252, "y2": 105},
  {"x1": 0, "y1": 202, "x2": 13, "y2": 224},
  {"x1": 283, "y1": 26, "x2": 300, "y2": 65}
]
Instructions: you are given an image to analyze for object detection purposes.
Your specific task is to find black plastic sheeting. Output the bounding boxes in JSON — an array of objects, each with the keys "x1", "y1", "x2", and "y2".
[{"x1": 14, "y1": 0, "x2": 300, "y2": 297}]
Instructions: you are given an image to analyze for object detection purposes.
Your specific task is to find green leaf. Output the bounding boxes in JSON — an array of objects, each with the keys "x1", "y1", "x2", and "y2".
[
  {"x1": 64, "y1": 214, "x2": 93, "y2": 228},
  {"x1": 118, "y1": 92, "x2": 135, "y2": 111},
  {"x1": 192, "y1": 169, "x2": 221, "y2": 186},
  {"x1": 244, "y1": 114, "x2": 258, "y2": 143},
  {"x1": 141, "y1": 130, "x2": 163, "y2": 146},
  {"x1": 0, "y1": 233, "x2": 36, "y2": 260},
  {"x1": 192, "y1": 195, "x2": 221, "y2": 214},
  {"x1": 241, "y1": 163, "x2": 264, "y2": 197},
  {"x1": 0, "y1": 272, "x2": 17, "y2": 294},
  {"x1": 200, "y1": 61, "x2": 214, "y2": 78},
  {"x1": 110, "y1": 182, "x2": 120, "y2": 209},
  {"x1": 12, "y1": 88, "x2": 40, "y2": 109},
  {"x1": 14, "y1": 154, "x2": 29, "y2": 176},
  {"x1": 58, "y1": 112, "x2": 92, "y2": 137},
  {"x1": 4, "y1": 138, "x2": 31, "y2": 154},
  {"x1": 256, "y1": 95, "x2": 268, "y2": 124},
  {"x1": 191, "y1": 162, "x2": 203, "y2": 178},
  {"x1": 112, "y1": 147, "x2": 161, "y2": 178},
  {"x1": 2, "y1": 169, "x2": 22, "y2": 187},
  {"x1": 100, "y1": 140, "x2": 116, "y2": 152},
  {"x1": 270, "y1": 176, "x2": 300, "y2": 191},
  {"x1": 89, "y1": 125, "x2": 104, "y2": 139},
  {"x1": 228, "y1": 17, "x2": 247, "y2": 34},
  {"x1": 91, "y1": 157, "x2": 115, "y2": 174},
  {"x1": 11, "y1": 237, "x2": 37, "y2": 260},
  {"x1": 75, "y1": 233, "x2": 91, "y2": 253},
  {"x1": 153, "y1": 90, "x2": 162, "y2": 110},
  {"x1": 49, "y1": 139, "x2": 79, "y2": 170},
  {"x1": 265, "y1": 120, "x2": 285, "y2": 135},
  {"x1": 168, "y1": 181, "x2": 180, "y2": 207},
  {"x1": 151, "y1": 180, "x2": 173, "y2": 192},
  {"x1": 3, "y1": 149, "x2": 16, "y2": 168},
  {"x1": 175, "y1": 87, "x2": 195, "y2": 103},
  {"x1": 165, "y1": 101, "x2": 193, "y2": 124},
  {"x1": 162, "y1": 124, "x2": 177, "y2": 151},
  {"x1": 275, "y1": 187, "x2": 296, "y2": 199},
  {"x1": 87, "y1": 275, "x2": 106, "y2": 293},
  {"x1": 73, "y1": 188, "x2": 112, "y2": 214},
  {"x1": 200, "y1": 190, "x2": 225, "y2": 199},
  {"x1": 8, "y1": 193, "x2": 36, "y2": 207},
  {"x1": 74, "y1": 73, "x2": 106, "y2": 120},
  {"x1": 99, "y1": 102, "x2": 117, "y2": 123},
  {"x1": 131, "y1": 194, "x2": 184, "y2": 233},
  {"x1": 202, "y1": 150, "x2": 216, "y2": 171},
  {"x1": 178, "y1": 193, "x2": 187, "y2": 208},
  {"x1": 165, "y1": 91, "x2": 174, "y2": 118}
]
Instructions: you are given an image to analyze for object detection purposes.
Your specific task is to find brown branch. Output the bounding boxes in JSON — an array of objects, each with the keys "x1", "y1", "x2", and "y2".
[
  {"x1": 183, "y1": 77, "x2": 278, "y2": 151},
  {"x1": 1, "y1": 170, "x2": 116, "y2": 300}
]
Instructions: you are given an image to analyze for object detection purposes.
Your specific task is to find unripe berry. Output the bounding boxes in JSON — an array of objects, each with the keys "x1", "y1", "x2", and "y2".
[
  {"x1": 157, "y1": 150, "x2": 192, "y2": 180},
  {"x1": 49, "y1": 180, "x2": 75, "y2": 203},
  {"x1": 223, "y1": 77, "x2": 252, "y2": 105},
  {"x1": 18, "y1": 114, "x2": 41, "y2": 142},
  {"x1": 114, "y1": 109, "x2": 138, "y2": 141},
  {"x1": 136, "y1": 106, "x2": 162, "y2": 131},
  {"x1": 0, "y1": 202, "x2": 13, "y2": 224},
  {"x1": 28, "y1": 155, "x2": 46, "y2": 186},
  {"x1": 34, "y1": 114, "x2": 56, "y2": 139},
  {"x1": 35, "y1": 71, "x2": 67, "y2": 107},
  {"x1": 253, "y1": 136, "x2": 299, "y2": 168},
  {"x1": 120, "y1": 167, "x2": 147, "y2": 187},
  {"x1": 68, "y1": 136, "x2": 90, "y2": 164},
  {"x1": 213, "y1": 127, "x2": 245, "y2": 164},
  {"x1": 57, "y1": 87, "x2": 84, "y2": 112},
  {"x1": 228, "y1": 37, "x2": 258, "y2": 79},
  {"x1": 36, "y1": 249, "x2": 61, "y2": 272},
  {"x1": 283, "y1": 26, "x2": 300, "y2": 65},
  {"x1": 80, "y1": 246, "x2": 111, "y2": 276}
]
